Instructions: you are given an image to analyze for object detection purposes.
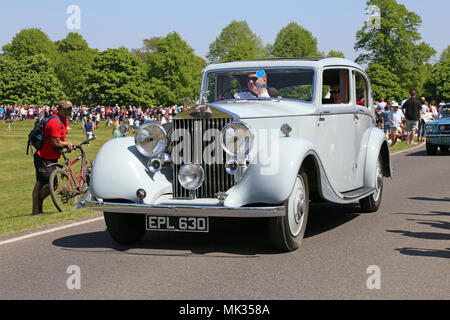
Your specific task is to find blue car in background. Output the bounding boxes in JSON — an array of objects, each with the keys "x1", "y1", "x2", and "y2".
[{"x1": 424, "y1": 104, "x2": 450, "y2": 155}]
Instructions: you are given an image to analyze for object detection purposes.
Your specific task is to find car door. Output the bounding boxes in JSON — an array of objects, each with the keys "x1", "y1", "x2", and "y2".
[
  {"x1": 315, "y1": 67, "x2": 357, "y2": 192},
  {"x1": 353, "y1": 70, "x2": 374, "y2": 188}
]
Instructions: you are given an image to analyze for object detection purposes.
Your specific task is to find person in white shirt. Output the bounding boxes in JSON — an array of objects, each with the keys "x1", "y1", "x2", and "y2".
[
  {"x1": 377, "y1": 98, "x2": 387, "y2": 111},
  {"x1": 234, "y1": 72, "x2": 270, "y2": 99},
  {"x1": 390, "y1": 101, "x2": 405, "y2": 146}
]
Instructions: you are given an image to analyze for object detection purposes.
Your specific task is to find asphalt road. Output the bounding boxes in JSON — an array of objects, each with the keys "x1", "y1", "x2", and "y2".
[{"x1": 0, "y1": 144, "x2": 449, "y2": 300}]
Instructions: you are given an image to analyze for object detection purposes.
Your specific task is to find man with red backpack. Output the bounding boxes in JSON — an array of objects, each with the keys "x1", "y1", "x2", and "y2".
[{"x1": 32, "y1": 100, "x2": 73, "y2": 215}]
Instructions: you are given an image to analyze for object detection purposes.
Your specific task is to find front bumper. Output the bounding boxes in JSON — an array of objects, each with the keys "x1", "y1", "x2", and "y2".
[
  {"x1": 424, "y1": 134, "x2": 450, "y2": 145},
  {"x1": 84, "y1": 199, "x2": 285, "y2": 218}
]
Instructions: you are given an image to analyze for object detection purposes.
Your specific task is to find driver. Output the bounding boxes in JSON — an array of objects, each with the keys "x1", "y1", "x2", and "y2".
[{"x1": 234, "y1": 72, "x2": 270, "y2": 99}]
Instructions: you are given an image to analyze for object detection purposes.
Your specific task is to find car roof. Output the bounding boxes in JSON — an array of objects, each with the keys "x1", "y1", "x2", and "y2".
[{"x1": 203, "y1": 57, "x2": 364, "y2": 73}]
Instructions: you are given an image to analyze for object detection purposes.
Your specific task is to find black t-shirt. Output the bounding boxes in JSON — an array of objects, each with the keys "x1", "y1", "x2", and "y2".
[{"x1": 403, "y1": 98, "x2": 421, "y2": 121}]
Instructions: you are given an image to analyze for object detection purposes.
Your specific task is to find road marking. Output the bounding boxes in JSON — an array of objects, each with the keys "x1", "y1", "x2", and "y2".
[{"x1": 0, "y1": 217, "x2": 104, "y2": 246}]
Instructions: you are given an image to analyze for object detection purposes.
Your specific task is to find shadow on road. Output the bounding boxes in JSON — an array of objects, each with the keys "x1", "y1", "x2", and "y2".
[
  {"x1": 52, "y1": 202, "x2": 361, "y2": 256},
  {"x1": 393, "y1": 211, "x2": 450, "y2": 217},
  {"x1": 406, "y1": 149, "x2": 449, "y2": 157},
  {"x1": 395, "y1": 247, "x2": 450, "y2": 259},
  {"x1": 386, "y1": 229, "x2": 450, "y2": 240},
  {"x1": 409, "y1": 197, "x2": 450, "y2": 202}
]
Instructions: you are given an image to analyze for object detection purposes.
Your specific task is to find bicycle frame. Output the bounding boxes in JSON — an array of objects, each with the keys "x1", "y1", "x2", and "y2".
[{"x1": 59, "y1": 144, "x2": 90, "y2": 195}]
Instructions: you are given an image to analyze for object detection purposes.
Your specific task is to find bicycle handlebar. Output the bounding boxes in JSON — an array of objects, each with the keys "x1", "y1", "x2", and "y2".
[{"x1": 61, "y1": 135, "x2": 96, "y2": 158}]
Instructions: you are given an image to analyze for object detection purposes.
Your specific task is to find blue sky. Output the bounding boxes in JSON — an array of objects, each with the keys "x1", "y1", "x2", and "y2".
[{"x1": 0, "y1": 0, "x2": 448, "y2": 62}]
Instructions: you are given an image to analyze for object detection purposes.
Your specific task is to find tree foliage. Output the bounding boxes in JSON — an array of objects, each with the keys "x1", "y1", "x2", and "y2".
[
  {"x1": 355, "y1": 0, "x2": 435, "y2": 95},
  {"x1": 56, "y1": 32, "x2": 90, "y2": 53},
  {"x1": 272, "y1": 22, "x2": 320, "y2": 58},
  {"x1": 206, "y1": 20, "x2": 267, "y2": 63},
  {"x1": 147, "y1": 32, "x2": 205, "y2": 106},
  {"x1": 83, "y1": 48, "x2": 152, "y2": 106},
  {"x1": 326, "y1": 50, "x2": 345, "y2": 58},
  {"x1": 366, "y1": 63, "x2": 405, "y2": 101},
  {"x1": 0, "y1": 55, "x2": 65, "y2": 105},
  {"x1": 53, "y1": 33, "x2": 98, "y2": 104},
  {"x1": 2, "y1": 28, "x2": 57, "y2": 62},
  {"x1": 423, "y1": 47, "x2": 450, "y2": 102}
]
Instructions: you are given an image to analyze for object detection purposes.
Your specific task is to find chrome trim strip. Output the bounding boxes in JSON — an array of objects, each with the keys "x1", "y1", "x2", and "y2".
[
  {"x1": 425, "y1": 134, "x2": 450, "y2": 137},
  {"x1": 85, "y1": 200, "x2": 285, "y2": 218}
]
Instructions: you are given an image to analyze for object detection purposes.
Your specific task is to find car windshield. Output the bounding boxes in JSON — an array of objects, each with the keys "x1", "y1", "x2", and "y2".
[
  {"x1": 439, "y1": 106, "x2": 450, "y2": 118},
  {"x1": 204, "y1": 68, "x2": 314, "y2": 103}
]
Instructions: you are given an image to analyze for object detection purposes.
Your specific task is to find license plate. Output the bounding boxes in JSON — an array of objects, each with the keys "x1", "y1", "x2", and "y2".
[{"x1": 146, "y1": 215, "x2": 209, "y2": 232}]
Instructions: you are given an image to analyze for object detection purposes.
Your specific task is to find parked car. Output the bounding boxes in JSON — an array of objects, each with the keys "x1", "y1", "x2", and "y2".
[
  {"x1": 85, "y1": 58, "x2": 392, "y2": 251},
  {"x1": 424, "y1": 104, "x2": 450, "y2": 155}
]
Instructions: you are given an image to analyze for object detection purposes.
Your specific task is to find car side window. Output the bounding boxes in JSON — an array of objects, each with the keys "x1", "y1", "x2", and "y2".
[
  {"x1": 354, "y1": 71, "x2": 368, "y2": 108},
  {"x1": 322, "y1": 69, "x2": 350, "y2": 105}
]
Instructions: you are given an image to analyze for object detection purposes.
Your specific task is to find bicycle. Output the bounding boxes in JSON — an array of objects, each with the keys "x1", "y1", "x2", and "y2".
[{"x1": 49, "y1": 135, "x2": 96, "y2": 212}]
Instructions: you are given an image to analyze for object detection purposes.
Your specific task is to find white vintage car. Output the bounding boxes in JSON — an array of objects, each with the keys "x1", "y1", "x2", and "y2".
[{"x1": 86, "y1": 58, "x2": 392, "y2": 251}]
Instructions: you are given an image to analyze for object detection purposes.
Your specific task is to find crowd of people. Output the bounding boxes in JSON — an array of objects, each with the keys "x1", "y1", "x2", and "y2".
[
  {"x1": 374, "y1": 95, "x2": 446, "y2": 147},
  {"x1": 1, "y1": 96, "x2": 447, "y2": 146},
  {"x1": 0, "y1": 103, "x2": 193, "y2": 132}
]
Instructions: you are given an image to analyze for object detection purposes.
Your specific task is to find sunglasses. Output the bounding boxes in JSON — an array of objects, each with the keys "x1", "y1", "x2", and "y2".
[
  {"x1": 331, "y1": 90, "x2": 340, "y2": 94},
  {"x1": 247, "y1": 76, "x2": 258, "y2": 82}
]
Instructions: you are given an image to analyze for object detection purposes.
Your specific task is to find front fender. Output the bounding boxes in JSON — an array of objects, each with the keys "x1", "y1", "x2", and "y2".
[
  {"x1": 90, "y1": 137, "x2": 172, "y2": 203},
  {"x1": 364, "y1": 128, "x2": 392, "y2": 189},
  {"x1": 224, "y1": 137, "x2": 313, "y2": 207}
]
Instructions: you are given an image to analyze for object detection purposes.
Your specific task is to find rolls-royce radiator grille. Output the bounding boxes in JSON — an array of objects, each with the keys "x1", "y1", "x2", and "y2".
[{"x1": 172, "y1": 118, "x2": 235, "y2": 198}]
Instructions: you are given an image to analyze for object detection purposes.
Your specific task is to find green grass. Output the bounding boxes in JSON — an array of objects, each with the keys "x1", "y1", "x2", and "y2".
[
  {"x1": 389, "y1": 138, "x2": 424, "y2": 153},
  {"x1": 0, "y1": 119, "x2": 420, "y2": 237},
  {"x1": 0, "y1": 119, "x2": 129, "y2": 236}
]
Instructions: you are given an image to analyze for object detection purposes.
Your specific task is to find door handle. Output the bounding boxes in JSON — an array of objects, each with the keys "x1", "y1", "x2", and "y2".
[{"x1": 319, "y1": 110, "x2": 330, "y2": 121}]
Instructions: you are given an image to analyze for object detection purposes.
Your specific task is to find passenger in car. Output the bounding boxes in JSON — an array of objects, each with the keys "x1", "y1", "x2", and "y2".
[{"x1": 330, "y1": 84, "x2": 341, "y2": 104}]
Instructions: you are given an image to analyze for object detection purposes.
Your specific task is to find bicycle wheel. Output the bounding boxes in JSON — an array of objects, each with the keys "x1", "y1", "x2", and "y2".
[{"x1": 49, "y1": 169, "x2": 79, "y2": 212}]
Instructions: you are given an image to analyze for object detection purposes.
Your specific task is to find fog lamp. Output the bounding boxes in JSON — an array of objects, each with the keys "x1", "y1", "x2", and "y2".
[
  {"x1": 148, "y1": 158, "x2": 162, "y2": 173},
  {"x1": 178, "y1": 164, "x2": 205, "y2": 191}
]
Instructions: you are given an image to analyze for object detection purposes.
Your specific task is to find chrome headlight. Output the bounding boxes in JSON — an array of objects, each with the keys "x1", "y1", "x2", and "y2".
[
  {"x1": 118, "y1": 124, "x2": 129, "y2": 136},
  {"x1": 135, "y1": 122, "x2": 167, "y2": 157},
  {"x1": 439, "y1": 125, "x2": 446, "y2": 131},
  {"x1": 425, "y1": 125, "x2": 434, "y2": 133},
  {"x1": 221, "y1": 121, "x2": 255, "y2": 157},
  {"x1": 178, "y1": 164, "x2": 205, "y2": 191}
]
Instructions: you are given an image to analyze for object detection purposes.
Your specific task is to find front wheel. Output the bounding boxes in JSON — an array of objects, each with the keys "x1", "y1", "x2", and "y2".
[
  {"x1": 104, "y1": 212, "x2": 146, "y2": 245},
  {"x1": 359, "y1": 156, "x2": 383, "y2": 213},
  {"x1": 49, "y1": 169, "x2": 79, "y2": 212},
  {"x1": 426, "y1": 142, "x2": 438, "y2": 155},
  {"x1": 269, "y1": 171, "x2": 309, "y2": 252}
]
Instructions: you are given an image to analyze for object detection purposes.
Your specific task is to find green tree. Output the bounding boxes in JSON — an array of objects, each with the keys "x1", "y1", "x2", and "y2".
[
  {"x1": 83, "y1": 48, "x2": 152, "y2": 106},
  {"x1": 423, "y1": 49, "x2": 450, "y2": 102},
  {"x1": 147, "y1": 32, "x2": 205, "y2": 106},
  {"x1": 53, "y1": 33, "x2": 98, "y2": 103},
  {"x1": 56, "y1": 32, "x2": 90, "y2": 53},
  {"x1": 355, "y1": 0, "x2": 435, "y2": 94},
  {"x1": 0, "y1": 55, "x2": 65, "y2": 105},
  {"x1": 206, "y1": 20, "x2": 267, "y2": 63},
  {"x1": 326, "y1": 50, "x2": 345, "y2": 58},
  {"x1": 54, "y1": 50, "x2": 97, "y2": 104},
  {"x1": 272, "y1": 22, "x2": 320, "y2": 58},
  {"x1": 366, "y1": 63, "x2": 405, "y2": 101},
  {"x1": 131, "y1": 36, "x2": 164, "y2": 62},
  {"x1": 2, "y1": 28, "x2": 57, "y2": 62}
]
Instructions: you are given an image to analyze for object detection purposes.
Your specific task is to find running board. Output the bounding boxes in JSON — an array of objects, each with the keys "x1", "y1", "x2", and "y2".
[{"x1": 341, "y1": 187, "x2": 376, "y2": 200}]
